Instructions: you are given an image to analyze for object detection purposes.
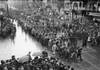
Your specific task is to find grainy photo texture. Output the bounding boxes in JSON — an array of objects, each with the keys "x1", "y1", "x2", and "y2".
[{"x1": 0, "y1": 0, "x2": 100, "y2": 70}]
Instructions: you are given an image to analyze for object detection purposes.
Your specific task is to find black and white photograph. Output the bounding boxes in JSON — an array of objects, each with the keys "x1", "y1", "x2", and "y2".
[{"x1": 0, "y1": 0, "x2": 100, "y2": 70}]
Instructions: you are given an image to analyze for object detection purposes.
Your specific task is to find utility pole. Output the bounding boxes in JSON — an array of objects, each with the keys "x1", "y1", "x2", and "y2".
[
  {"x1": 3, "y1": 0, "x2": 9, "y2": 17},
  {"x1": 6, "y1": 0, "x2": 9, "y2": 17}
]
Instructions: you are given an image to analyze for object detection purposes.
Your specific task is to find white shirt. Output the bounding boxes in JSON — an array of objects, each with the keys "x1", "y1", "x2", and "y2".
[
  {"x1": 52, "y1": 44, "x2": 57, "y2": 52},
  {"x1": 88, "y1": 36, "x2": 91, "y2": 41},
  {"x1": 65, "y1": 41, "x2": 68, "y2": 48}
]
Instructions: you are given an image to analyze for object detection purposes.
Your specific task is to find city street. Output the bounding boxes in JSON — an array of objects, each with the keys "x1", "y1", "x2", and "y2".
[
  {"x1": 70, "y1": 41, "x2": 100, "y2": 70},
  {"x1": 0, "y1": 19, "x2": 100, "y2": 70},
  {"x1": 1, "y1": 0, "x2": 100, "y2": 70}
]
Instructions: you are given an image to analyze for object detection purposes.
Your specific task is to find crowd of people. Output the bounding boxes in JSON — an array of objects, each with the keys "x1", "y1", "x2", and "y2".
[
  {"x1": 0, "y1": 51, "x2": 75, "y2": 70},
  {"x1": 0, "y1": 9, "x2": 16, "y2": 39},
  {"x1": 10, "y1": 1, "x2": 100, "y2": 63},
  {"x1": 18, "y1": 17, "x2": 84, "y2": 62},
  {"x1": 16, "y1": 12, "x2": 83, "y2": 63},
  {"x1": 4, "y1": 1, "x2": 100, "y2": 70},
  {"x1": 1, "y1": 1, "x2": 100, "y2": 70}
]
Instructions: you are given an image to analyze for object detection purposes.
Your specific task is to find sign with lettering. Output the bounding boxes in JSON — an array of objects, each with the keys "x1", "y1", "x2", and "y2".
[
  {"x1": 89, "y1": 12, "x2": 100, "y2": 17},
  {"x1": 64, "y1": 1, "x2": 71, "y2": 11}
]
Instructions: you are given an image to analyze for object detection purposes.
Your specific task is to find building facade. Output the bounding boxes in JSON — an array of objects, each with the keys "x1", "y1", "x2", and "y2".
[{"x1": 64, "y1": 0, "x2": 72, "y2": 22}]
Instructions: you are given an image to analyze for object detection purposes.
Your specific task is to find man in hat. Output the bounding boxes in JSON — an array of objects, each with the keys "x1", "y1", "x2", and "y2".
[
  {"x1": 27, "y1": 52, "x2": 32, "y2": 62},
  {"x1": 77, "y1": 47, "x2": 83, "y2": 61},
  {"x1": 0, "y1": 60, "x2": 5, "y2": 70}
]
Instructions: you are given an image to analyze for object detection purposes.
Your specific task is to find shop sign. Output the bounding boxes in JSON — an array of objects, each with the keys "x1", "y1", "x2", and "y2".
[{"x1": 89, "y1": 12, "x2": 100, "y2": 17}]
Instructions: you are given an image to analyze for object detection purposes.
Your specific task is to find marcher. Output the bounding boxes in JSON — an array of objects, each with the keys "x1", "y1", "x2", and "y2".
[
  {"x1": 27, "y1": 52, "x2": 32, "y2": 62},
  {"x1": 52, "y1": 42, "x2": 57, "y2": 57},
  {"x1": 77, "y1": 47, "x2": 83, "y2": 61}
]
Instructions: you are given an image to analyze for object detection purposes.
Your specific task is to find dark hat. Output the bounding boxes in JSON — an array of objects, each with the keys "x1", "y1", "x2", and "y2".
[{"x1": 1, "y1": 60, "x2": 5, "y2": 64}]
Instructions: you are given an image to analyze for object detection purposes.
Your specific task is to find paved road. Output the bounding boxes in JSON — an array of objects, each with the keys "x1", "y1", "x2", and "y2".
[{"x1": 69, "y1": 41, "x2": 100, "y2": 70}]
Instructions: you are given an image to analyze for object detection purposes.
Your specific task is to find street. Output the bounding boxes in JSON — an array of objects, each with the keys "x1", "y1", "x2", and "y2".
[
  {"x1": 0, "y1": 0, "x2": 100, "y2": 70},
  {"x1": 0, "y1": 19, "x2": 100, "y2": 70}
]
